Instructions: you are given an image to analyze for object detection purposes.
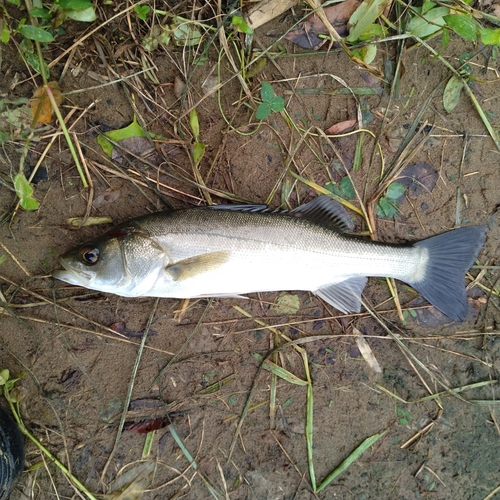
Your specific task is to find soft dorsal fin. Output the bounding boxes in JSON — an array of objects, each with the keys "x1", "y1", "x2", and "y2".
[{"x1": 290, "y1": 196, "x2": 354, "y2": 232}]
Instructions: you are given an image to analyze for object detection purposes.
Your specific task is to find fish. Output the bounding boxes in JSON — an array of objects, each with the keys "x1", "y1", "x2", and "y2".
[{"x1": 53, "y1": 196, "x2": 486, "y2": 322}]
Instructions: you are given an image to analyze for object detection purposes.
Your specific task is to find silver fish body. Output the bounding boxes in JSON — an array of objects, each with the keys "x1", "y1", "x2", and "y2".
[{"x1": 53, "y1": 196, "x2": 486, "y2": 321}]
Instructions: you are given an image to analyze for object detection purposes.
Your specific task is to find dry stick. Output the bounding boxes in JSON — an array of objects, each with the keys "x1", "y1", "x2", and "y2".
[
  {"x1": 455, "y1": 135, "x2": 469, "y2": 227},
  {"x1": 100, "y1": 298, "x2": 160, "y2": 485}
]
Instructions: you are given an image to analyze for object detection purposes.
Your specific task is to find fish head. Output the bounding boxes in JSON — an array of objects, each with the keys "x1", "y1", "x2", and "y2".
[{"x1": 53, "y1": 225, "x2": 166, "y2": 296}]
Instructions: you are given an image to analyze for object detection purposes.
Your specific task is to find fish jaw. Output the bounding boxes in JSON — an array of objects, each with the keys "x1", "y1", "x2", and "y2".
[{"x1": 53, "y1": 258, "x2": 93, "y2": 287}]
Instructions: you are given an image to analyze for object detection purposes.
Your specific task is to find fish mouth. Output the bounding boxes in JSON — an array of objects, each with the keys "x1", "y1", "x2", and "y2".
[{"x1": 53, "y1": 258, "x2": 92, "y2": 285}]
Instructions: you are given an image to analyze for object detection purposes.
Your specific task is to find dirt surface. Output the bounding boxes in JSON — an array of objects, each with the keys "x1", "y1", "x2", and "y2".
[{"x1": 1, "y1": 3, "x2": 500, "y2": 500}]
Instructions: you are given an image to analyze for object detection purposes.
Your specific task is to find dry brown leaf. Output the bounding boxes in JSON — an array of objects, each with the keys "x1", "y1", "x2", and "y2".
[
  {"x1": 325, "y1": 119, "x2": 357, "y2": 135},
  {"x1": 30, "y1": 82, "x2": 63, "y2": 124},
  {"x1": 353, "y1": 327, "x2": 382, "y2": 373},
  {"x1": 285, "y1": 0, "x2": 361, "y2": 49}
]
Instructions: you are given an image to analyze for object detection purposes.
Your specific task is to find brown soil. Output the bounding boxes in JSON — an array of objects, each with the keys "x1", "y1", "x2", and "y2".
[{"x1": 1, "y1": 3, "x2": 500, "y2": 500}]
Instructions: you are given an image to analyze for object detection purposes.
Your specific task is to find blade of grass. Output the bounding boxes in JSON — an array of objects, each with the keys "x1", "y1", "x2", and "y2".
[
  {"x1": 316, "y1": 430, "x2": 388, "y2": 492},
  {"x1": 253, "y1": 353, "x2": 308, "y2": 386},
  {"x1": 306, "y1": 382, "x2": 316, "y2": 491},
  {"x1": 45, "y1": 84, "x2": 88, "y2": 188}
]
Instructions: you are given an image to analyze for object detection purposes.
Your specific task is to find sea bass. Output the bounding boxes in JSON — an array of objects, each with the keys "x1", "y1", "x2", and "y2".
[{"x1": 53, "y1": 196, "x2": 486, "y2": 322}]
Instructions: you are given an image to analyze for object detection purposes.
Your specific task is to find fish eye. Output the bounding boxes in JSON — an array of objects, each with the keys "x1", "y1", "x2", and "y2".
[{"x1": 80, "y1": 246, "x2": 100, "y2": 265}]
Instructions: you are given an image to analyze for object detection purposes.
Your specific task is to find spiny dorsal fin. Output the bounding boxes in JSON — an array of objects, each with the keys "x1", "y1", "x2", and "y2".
[
  {"x1": 205, "y1": 204, "x2": 269, "y2": 213},
  {"x1": 204, "y1": 195, "x2": 354, "y2": 232},
  {"x1": 290, "y1": 196, "x2": 354, "y2": 232},
  {"x1": 165, "y1": 251, "x2": 230, "y2": 281}
]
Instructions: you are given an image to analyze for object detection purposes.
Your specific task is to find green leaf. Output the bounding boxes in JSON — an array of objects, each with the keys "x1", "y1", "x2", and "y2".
[
  {"x1": 192, "y1": 141, "x2": 205, "y2": 164},
  {"x1": 134, "y1": 4, "x2": 150, "y2": 21},
  {"x1": 65, "y1": 6, "x2": 96, "y2": 22},
  {"x1": 479, "y1": 28, "x2": 500, "y2": 45},
  {"x1": 25, "y1": 53, "x2": 50, "y2": 79},
  {"x1": 356, "y1": 23, "x2": 387, "y2": 42},
  {"x1": 19, "y1": 24, "x2": 55, "y2": 42},
  {"x1": 256, "y1": 102, "x2": 270, "y2": 120},
  {"x1": 29, "y1": 7, "x2": 51, "y2": 19},
  {"x1": 443, "y1": 14, "x2": 478, "y2": 41},
  {"x1": 347, "y1": 0, "x2": 390, "y2": 43},
  {"x1": 269, "y1": 96, "x2": 284, "y2": 112},
  {"x1": 0, "y1": 369, "x2": 10, "y2": 386},
  {"x1": 407, "y1": 6, "x2": 449, "y2": 38},
  {"x1": 232, "y1": 15, "x2": 253, "y2": 35},
  {"x1": 386, "y1": 182, "x2": 405, "y2": 200},
  {"x1": 189, "y1": 108, "x2": 200, "y2": 140},
  {"x1": 14, "y1": 173, "x2": 39, "y2": 210},
  {"x1": 0, "y1": 254, "x2": 6, "y2": 265},
  {"x1": 260, "y1": 81, "x2": 275, "y2": 102},
  {"x1": 171, "y1": 17, "x2": 202, "y2": 46},
  {"x1": 352, "y1": 44, "x2": 377, "y2": 64},
  {"x1": 58, "y1": 0, "x2": 93, "y2": 9},
  {"x1": 443, "y1": 75, "x2": 464, "y2": 112},
  {"x1": 376, "y1": 197, "x2": 398, "y2": 218},
  {"x1": 421, "y1": 0, "x2": 436, "y2": 15},
  {"x1": 325, "y1": 176, "x2": 356, "y2": 199},
  {"x1": 441, "y1": 27, "x2": 450, "y2": 51},
  {"x1": 1, "y1": 24, "x2": 11, "y2": 44},
  {"x1": 97, "y1": 115, "x2": 147, "y2": 157},
  {"x1": 7, "y1": 0, "x2": 20, "y2": 5}
]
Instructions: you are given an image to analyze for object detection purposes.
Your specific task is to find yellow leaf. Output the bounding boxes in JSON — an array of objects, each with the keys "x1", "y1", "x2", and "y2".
[{"x1": 30, "y1": 82, "x2": 63, "y2": 124}]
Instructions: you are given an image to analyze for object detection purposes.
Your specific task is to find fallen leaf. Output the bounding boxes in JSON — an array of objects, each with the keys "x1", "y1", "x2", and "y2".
[
  {"x1": 30, "y1": 81, "x2": 63, "y2": 124},
  {"x1": 67, "y1": 216, "x2": 113, "y2": 227},
  {"x1": 93, "y1": 188, "x2": 121, "y2": 208},
  {"x1": 397, "y1": 162, "x2": 438, "y2": 199},
  {"x1": 110, "y1": 322, "x2": 157, "y2": 338},
  {"x1": 97, "y1": 116, "x2": 151, "y2": 160},
  {"x1": 124, "y1": 418, "x2": 170, "y2": 433},
  {"x1": 105, "y1": 462, "x2": 155, "y2": 500},
  {"x1": 443, "y1": 75, "x2": 465, "y2": 113},
  {"x1": 271, "y1": 293, "x2": 300, "y2": 315},
  {"x1": 353, "y1": 327, "x2": 381, "y2": 373},
  {"x1": 325, "y1": 119, "x2": 357, "y2": 135},
  {"x1": 285, "y1": 0, "x2": 361, "y2": 49}
]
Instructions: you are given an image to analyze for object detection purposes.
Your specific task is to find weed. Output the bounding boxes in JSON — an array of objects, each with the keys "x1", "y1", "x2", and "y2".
[{"x1": 256, "y1": 82, "x2": 285, "y2": 120}]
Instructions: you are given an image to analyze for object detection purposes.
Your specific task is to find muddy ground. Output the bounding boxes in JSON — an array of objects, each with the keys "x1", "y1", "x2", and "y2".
[{"x1": 1, "y1": 2, "x2": 500, "y2": 499}]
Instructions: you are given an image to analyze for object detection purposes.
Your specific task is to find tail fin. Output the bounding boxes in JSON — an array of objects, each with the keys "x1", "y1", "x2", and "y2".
[{"x1": 409, "y1": 226, "x2": 486, "y2": 322}]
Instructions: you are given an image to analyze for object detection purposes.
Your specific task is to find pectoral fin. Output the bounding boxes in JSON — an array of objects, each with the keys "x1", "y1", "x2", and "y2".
[
  {"x1": 315, "y1": 276, "x2": 367, "y2": 313},
  {"x1": 165, "y1": 251, "x2": 230, "y2": 281}
]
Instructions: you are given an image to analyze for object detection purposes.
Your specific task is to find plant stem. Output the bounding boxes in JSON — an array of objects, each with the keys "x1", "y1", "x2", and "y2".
[{"x1": 44, "y1": 85, "x2": 89, "y2": 188}]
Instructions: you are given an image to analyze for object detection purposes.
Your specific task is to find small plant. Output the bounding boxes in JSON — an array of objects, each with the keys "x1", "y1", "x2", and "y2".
[
  {"x1": 376, "y1": 182, "x2": 405, "y2": 219},
  {"x1": 231, "y1": 15, "x2": 253, "y2": 35},
  {"x1": 396, "y1": 406, "x2": 413, "y2": 427},
  {"x1": 325, "y1": 176, "x2": 356, "y2": 200},
  {"x1": 256, "y1": 82, "x2": 285, "y2": 120}
]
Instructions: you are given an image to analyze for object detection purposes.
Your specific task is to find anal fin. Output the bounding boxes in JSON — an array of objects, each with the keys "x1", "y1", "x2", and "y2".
[{"x1": 314, "y1": 276, "x2": 367, "y2": 313}]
